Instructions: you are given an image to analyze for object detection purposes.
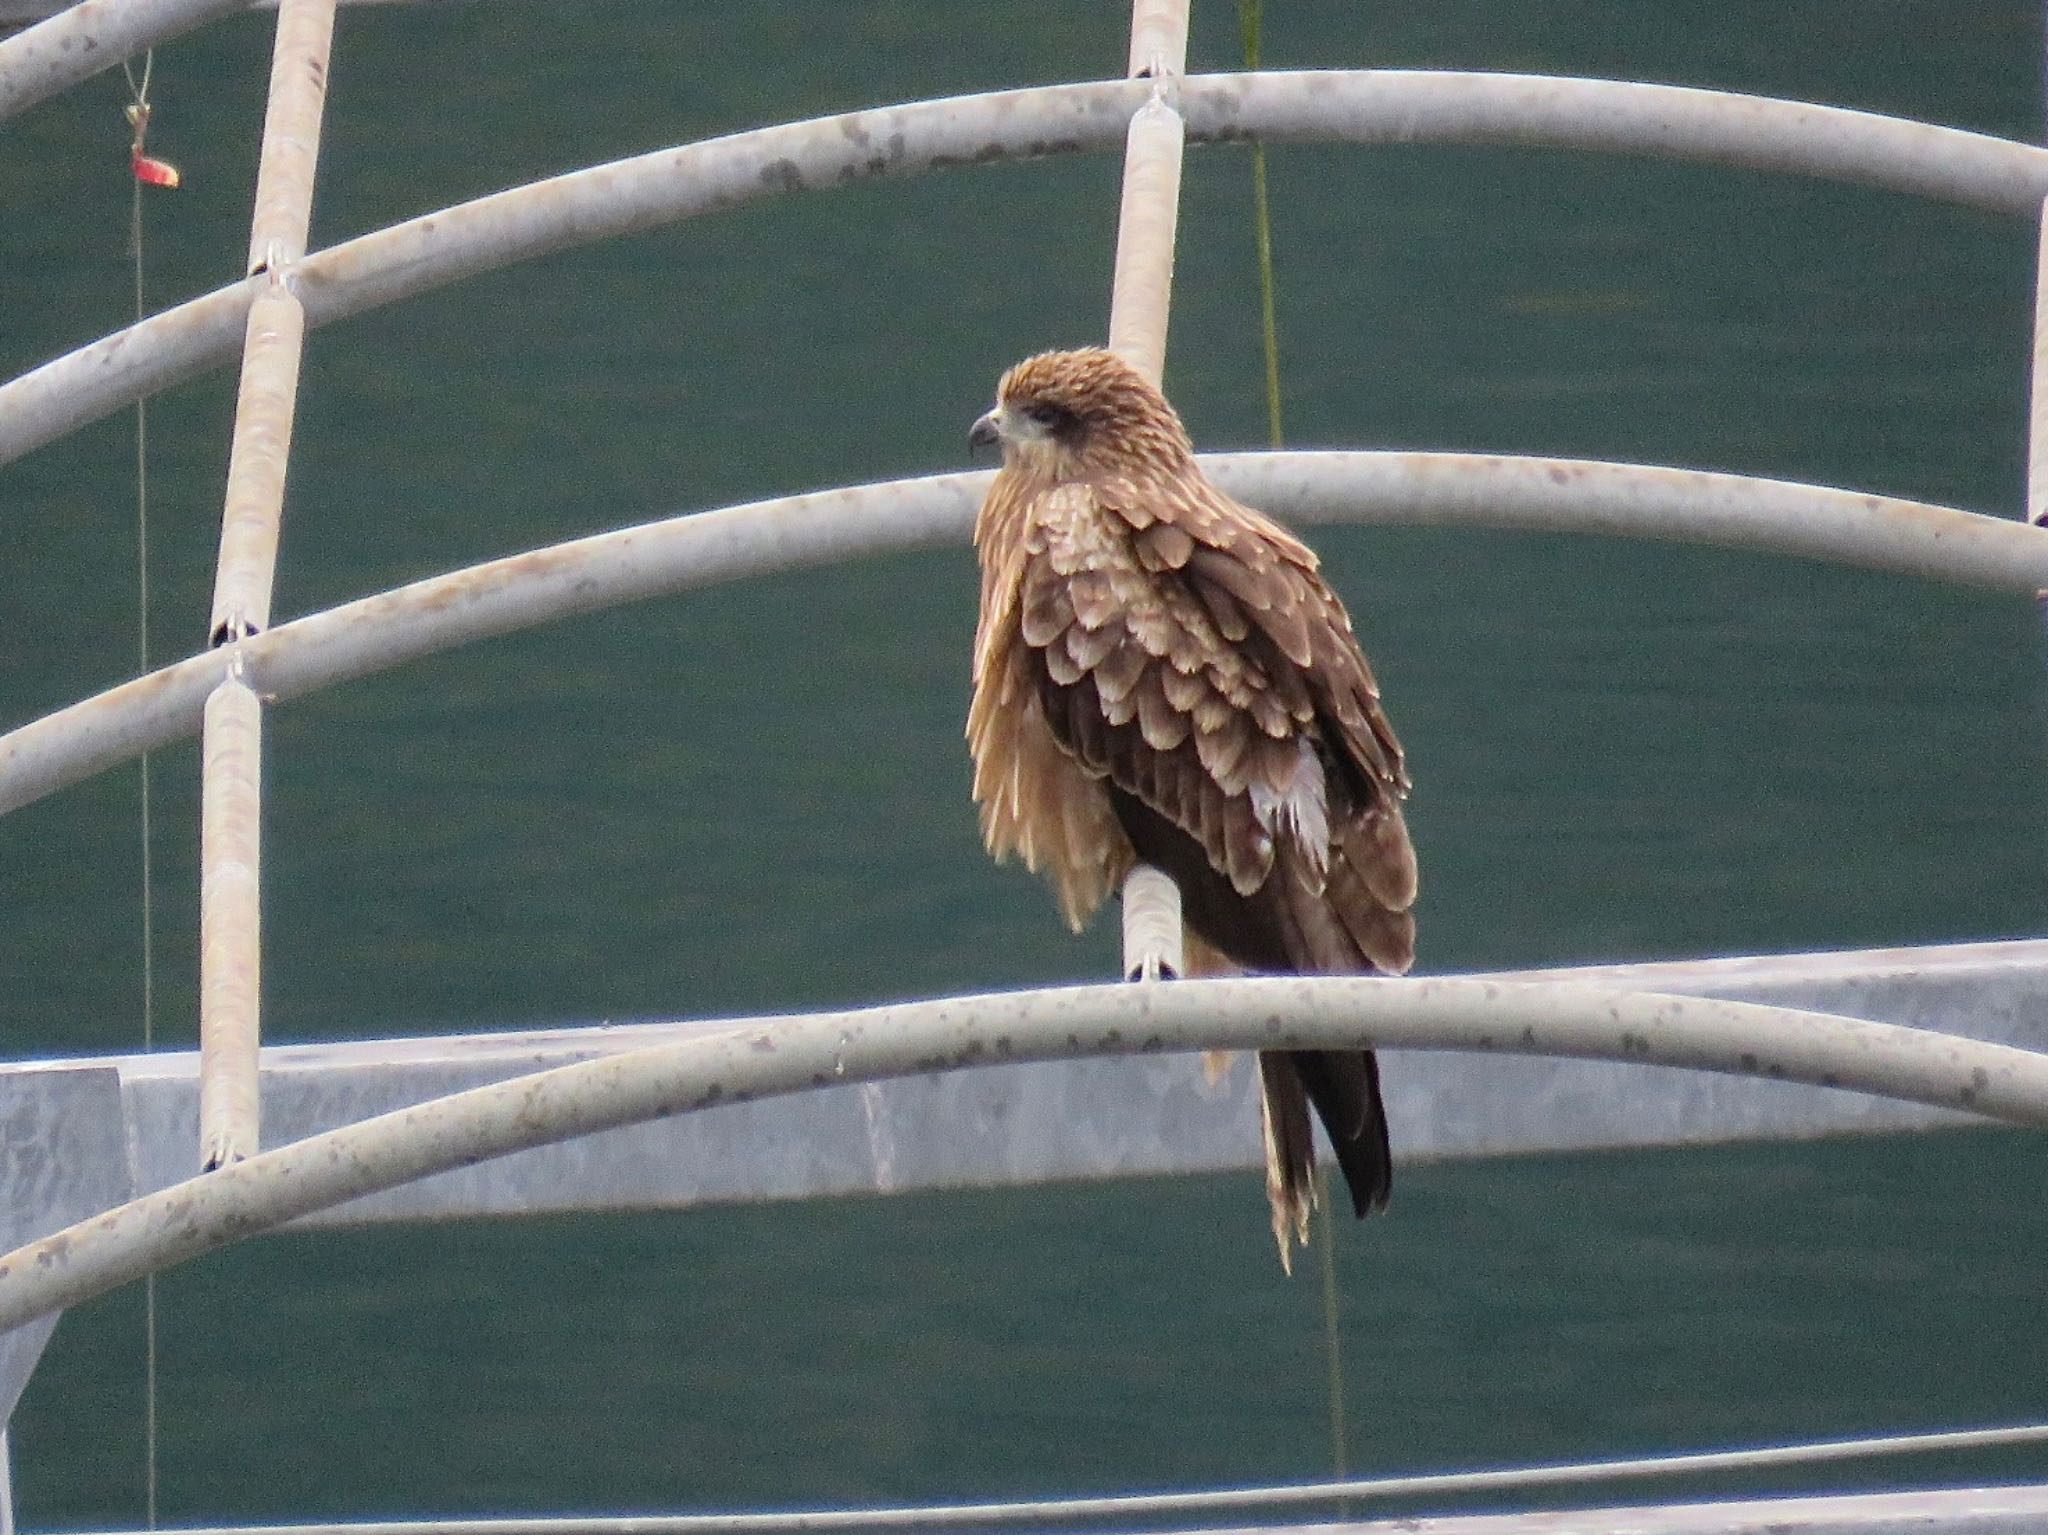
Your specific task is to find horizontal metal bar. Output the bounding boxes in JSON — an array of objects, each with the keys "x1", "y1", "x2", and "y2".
[
  {"x1": 4, "y1": 71, "x2": 2043, "y2": 471},
  {"x1": 1, "y1": 972, "x2": 2045, "y2": 1335},
  {"x1": 0, "y1": 936, "x2": 2034, "y2": 1232},
  {"x1": 0, "y1": 0, "x2": 246, "y2": 122},
  {"x1": 3, "y1": 453, "x2": 2042, "y2": 822},
  {"x1": 1341, "y1": 1486, "x2": 2048, "y2": 1535},
  {"x1": 3, "y1": 0, "x2": 397, "y2": 14},
  {"x1": 30, "y1": 1431, "x2": 2048, "y2": 1534}
]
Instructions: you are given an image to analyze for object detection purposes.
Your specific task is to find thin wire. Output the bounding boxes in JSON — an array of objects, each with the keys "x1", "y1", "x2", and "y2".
[
  {"x1": 1314, "y1": 1169, "x2": 1348, "y2": 1491},
  {"x1": 128, "y1": 85, "x2": 154, "y2": 1067},
  {"x1": 57, "y1": 1421, "x2": 2048, "y2": 1535},
  {"x1": 1236, "y1": 0, "x2": 1336, "y2": 1484},
  {"x1": 120, "y1": 49, "x2": 156, "y2": 113},
  {"x1": 123, "y1": 48, "x2": 161, "y2": 1534}
]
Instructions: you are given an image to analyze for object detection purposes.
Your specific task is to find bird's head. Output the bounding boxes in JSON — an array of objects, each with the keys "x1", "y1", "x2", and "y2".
[{"x1": 969, "y1": 347, "x2": 1195, "y2": 475}]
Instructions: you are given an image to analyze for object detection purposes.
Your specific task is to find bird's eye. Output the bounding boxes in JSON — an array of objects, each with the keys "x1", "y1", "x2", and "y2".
[{"x1": 1021, "y1": 402, "x2": 1073, "y2": 432}]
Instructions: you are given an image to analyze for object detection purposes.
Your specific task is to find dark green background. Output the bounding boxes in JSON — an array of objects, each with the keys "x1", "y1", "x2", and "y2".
[{"x1": 2, "y1": 0, "x2": 2045, "y2": 1525}]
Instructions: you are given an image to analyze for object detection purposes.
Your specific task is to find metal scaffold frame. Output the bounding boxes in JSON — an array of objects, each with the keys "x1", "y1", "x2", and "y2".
[
  {"x1": 4, "y1": 969, "x2": 2046, "y2": 1338},
  {"x1": 4, "y1": 0, "x2": 2048, "y2": 1531},
  {"x1": 5, "y1": 69, "x2": 2048, "y2": 470},
  {"x1": 2, "y1": 454, "x2": 2043, "y2": 821}
]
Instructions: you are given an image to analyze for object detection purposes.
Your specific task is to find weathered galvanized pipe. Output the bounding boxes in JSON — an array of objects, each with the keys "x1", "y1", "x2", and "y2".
[
  {"x1": 2031, "y1": 202, "x2": 2048, "y2": 536},
  {"x1": 196, "y1": 0, "x2": 335, "y2": 1171},
  {"x1": 1105, "y1": 0, "x2": 1190, "y2": 985},
  {"x1": 208, "y1": 0, "x2": 334, "y2": 644},
  {"x1": 36, "y1": 1426, "x2": 2048, "y2": 1535},
  {"x1": 198, "y1": 674, "x2": 262, "y2": 1167},
  {"x1": 211, "y1": 284, "x2": 308, "y2": 643},
  {"x1": 1126, "y1": 0, "x2": 1190, "y2": 80},
  {"x1": 2, "y1": 454, "x2": 2044, "y2": 823},
  {"x1": 1106, "y1": 94, "x2": 1187, "y2": 385},
  {"x1": 239, "y1": 0, "x2": 332, "y2": 280},
  {"x1": 5, "y1": 72, "x2": 2046, "y2": 473},
  {"x1": 0, "y1": 0, "x2": 247, "y2": 124},
  {"x1": 0, "y1": 972, "x2": 2044, "y2": 1336}
]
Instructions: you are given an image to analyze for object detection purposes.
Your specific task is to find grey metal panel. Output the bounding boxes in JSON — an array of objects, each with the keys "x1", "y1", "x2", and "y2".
[
  {"x1": 1394, "y1": 942, "x2": 2048, "y2": 1158},
  {"x1": 0, "y1": 1064, "x2": 127, "y2": 1420},
  {"x1": 0, "y1": 938, "x2": 2028, "y2": 1232},
  {"x1": 117, "y1": 1046, "x2": 1254, "y2": 1223},
  {"x1": 1243, "y1": 1482, "x2": 2048, "y2": 1535}
]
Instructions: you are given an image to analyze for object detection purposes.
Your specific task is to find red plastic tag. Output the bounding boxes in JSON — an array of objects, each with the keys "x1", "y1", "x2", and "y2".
[{"x1": 131, "y1": 149, "x2": 181, "y2": 188}]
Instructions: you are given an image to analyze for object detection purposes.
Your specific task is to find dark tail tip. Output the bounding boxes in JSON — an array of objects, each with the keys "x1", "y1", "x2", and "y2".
[{"x1": 1291, "y1": 1048, "x2": 1393, "y2": 1218}]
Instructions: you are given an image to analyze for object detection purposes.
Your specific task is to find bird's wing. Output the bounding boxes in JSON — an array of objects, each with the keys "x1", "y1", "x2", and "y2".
[
  {"x1": 1099, "y1": 468, "x2": 1407, "y2": 792},
  {"x1": 969, "y1": 474, "x2": 1133, "y2": 930},
  {"x1": 1021, "y1": 472, "x2": 1417, "y2": 968},
  {"x1": 1020, "y1": 480, "x2": 1286, "y2": 899}
]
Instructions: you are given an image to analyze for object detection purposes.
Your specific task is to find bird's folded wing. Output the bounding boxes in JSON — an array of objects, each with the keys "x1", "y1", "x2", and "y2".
[{"x1": 1014, "y1": 476, "x2": 1418, "y2": 976}]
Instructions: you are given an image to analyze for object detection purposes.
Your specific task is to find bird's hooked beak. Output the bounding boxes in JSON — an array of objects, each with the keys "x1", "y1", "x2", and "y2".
[{"x1": 968, "y1": 406, "x2": 1004, "y2": 454}]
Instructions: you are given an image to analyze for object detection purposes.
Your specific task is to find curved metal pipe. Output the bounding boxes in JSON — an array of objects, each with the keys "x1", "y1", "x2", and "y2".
[
  {"x1": 47, "y1": 1426, "x2": 2048, "y2": 1534},
  {"x1": 0, "y1": 971, "x2": 2042, "y2": 1335},
  {"x1": 0, "y1": 0, "x2": 247, "y2": 124},
  {"x1": 3, "y1": 453, "x2": 2042, "y2": 821},
  {"x1": 4, "y1": 70, "x2": 2045, "y2": 470}
]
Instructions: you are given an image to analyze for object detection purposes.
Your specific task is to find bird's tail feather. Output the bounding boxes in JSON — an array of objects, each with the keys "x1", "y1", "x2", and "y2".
[
  {"x1": 1258, "y1": 1048, "x2": 1393, "y2": 1273},
  {"x1": 1257, "y1": 1051, "x2": 1318, "y2": 1274},
  {"x1": 1293, "y1": 1048, "x2": 1394, "y2": 1217}
]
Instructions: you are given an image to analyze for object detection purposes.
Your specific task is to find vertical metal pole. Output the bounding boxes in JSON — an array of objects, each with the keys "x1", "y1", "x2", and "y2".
[
  {"x1": 1127, "y1": 0, "x2": 1192, "y2": 78},
  {"x1": 2030, "y1": 92, "x2": 2048, "y2": 537},
  {"x1": 2030, "y1": 7, "x2": 2048, "y2": 632},
  {"x1": 197, "y1": 0, "x2": 337, "y2": 1169},
  {"x1": 0, "y1": 1428, "x2": 15, "y2": 1535},
  {"x1": 2032, "y1": 199, "x2": 2048, "y2": 523},
  {"x1": 199, "y1": 674, "x2": 263, "y2": 1169},
  {"x1": 208, "y1": 0, "x2": 335, "y2": 646},
  {"x1": 1106, "y1": 0, "x2": 1193, "y2": 981},
  {"x1": 210, "y1": 286, "x2": 309, "y2": 645},
  {"x1": 1106, "y1": 99, "x2": 1187, "y2": 385}
]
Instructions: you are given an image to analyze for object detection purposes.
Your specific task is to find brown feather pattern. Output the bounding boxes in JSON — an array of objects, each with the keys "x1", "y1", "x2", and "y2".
[{"x1": 967, "y1": 348, "x2": 1418, "y2": 1270}]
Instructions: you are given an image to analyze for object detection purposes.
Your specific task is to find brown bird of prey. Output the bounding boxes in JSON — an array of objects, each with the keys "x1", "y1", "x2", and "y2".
[{"x1": 966, "y1": 347, "x2": 1418, "y2": 1271}]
